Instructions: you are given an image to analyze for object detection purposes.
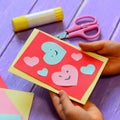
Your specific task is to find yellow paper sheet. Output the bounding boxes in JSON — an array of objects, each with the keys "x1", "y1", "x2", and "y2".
[
  {"x1": 0, "y1": 88, "x2": 34, "y2": 120},
  {"x1": 9, "y1": 29, "x2": 108, "y2": 104}
]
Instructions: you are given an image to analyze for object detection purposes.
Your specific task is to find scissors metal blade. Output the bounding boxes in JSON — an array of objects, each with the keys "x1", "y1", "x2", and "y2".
[{"x1": 54, "y1": 31, "x2": 68, "y2": 40}]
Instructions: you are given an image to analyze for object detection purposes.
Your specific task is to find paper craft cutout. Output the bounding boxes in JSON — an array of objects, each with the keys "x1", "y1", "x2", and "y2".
[
  {"x1": 71, "y1": 53, "x2": 82, "y2": 61},
  {"x1": 52, "y1": 64, "x2": 78, "y2": 86},
  {"x1": 0, "y1": 90, "x2": 20, "y2": 114},
  {"x1": 37, "y1": 68, "x2": 48, "y2": 76},
  {"x1": 0, "y1": 76, "x2": 7, "y2": 88},
  {"x1": 42, "y1": 42, "x2": 66, "y2": 65},
  {"x1": 24, "y1": 56, "x2": 39, "y2": 67},
  {"x1": 0, "y1": 114, "x2": 22, "y2": 120},
  {"x1": 80, "y1": 64, "x2": 95, "y2": 75},
  {"x1": 9, "y1": 29, "x2": 108, "y2": 104},
  {"x1": 0, "y1": 88, "x2": 34, "y2": 120}
]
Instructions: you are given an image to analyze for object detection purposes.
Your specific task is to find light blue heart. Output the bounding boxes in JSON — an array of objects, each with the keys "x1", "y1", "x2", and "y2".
[
  {"x1": 41, "y1": 42, "x2": 66, "y2": 65},
  {"x1": 37, "y1": 68, "x2": 48, "y2": 76},
  {"x1": 80, "y1": 64, "x2": 95, "y2": 75},
  {"x1": 0, "y1": 114, "x2": 22, "y2": 120}
]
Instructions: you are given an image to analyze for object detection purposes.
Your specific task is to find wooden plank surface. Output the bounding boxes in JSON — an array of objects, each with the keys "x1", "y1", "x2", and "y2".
[
  {"x1": 66, "y1": 0, "x2": 120, "y2": 46},
  {"x1": 112, "y1": 20, "x2": 120, "y2": 42},
  {"x1": 75, "y1": 1, "x2": 120, "y2": 120},
  {"x1": 27, "y1": 1, "x2": 84, "y2": 119},
  {"x1": 0, "y1": 0, "x2": 120, "y2": 120},
  {"x1": 0, "y1": 0, "x2": 38, "y2": 91},
  {"x1": 0, "y1": 0, "x2": 37, "y2": 56},
  {"x1": 29, "y1": 86, "x2": 60, "y2": 120},
  {"x1": 0, "y1": 0, "x2": 83, "y2": 120}
]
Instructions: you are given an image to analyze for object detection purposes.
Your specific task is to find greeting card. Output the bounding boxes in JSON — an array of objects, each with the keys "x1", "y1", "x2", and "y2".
[
  {"x1": 9, "y1": 29, "x2": 108, "y2": 104},
  {"x1": 0, "y1": 88, "x2": 34, "y2": 120}
]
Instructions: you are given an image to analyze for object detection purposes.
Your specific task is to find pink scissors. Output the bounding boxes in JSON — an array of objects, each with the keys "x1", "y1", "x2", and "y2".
[{"x1": 55, "y1": 15, "x2": 101, "y2": 40}]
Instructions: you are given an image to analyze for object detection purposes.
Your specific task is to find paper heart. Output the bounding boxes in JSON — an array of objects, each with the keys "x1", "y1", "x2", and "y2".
[
  {"x1": 37, "y1": 68, "x2": 48, "y2": 76},
  {"x1": 52, "y1": 65, "x2": 78, "y2": 86},
  {"x1": 71, "y1": 53, "x2": 82, "y2": 61},
  {"x1": 24, "y1": 56, "x2": 39, "y2": 67},
  {"x1": 0, "y1": 114, "x2": 22, "y2": 120},
  {"x1": 80, "y1": 64, "x2": 95, "y2": 75},
  {"x1": 41, "y1": 42, "x2": 66, "y2": 65}
]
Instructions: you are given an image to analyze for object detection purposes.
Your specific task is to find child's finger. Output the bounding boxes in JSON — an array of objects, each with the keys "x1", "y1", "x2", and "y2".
[
  {"x1": 79, "y1": 41, "x2": 105, "y2": 52},
  {"x1": 59, "y1": 90, "x2": 74, "y2": 113},
  {"x1": 49, "y1": 92, "x2": 63, "y2": 116}
]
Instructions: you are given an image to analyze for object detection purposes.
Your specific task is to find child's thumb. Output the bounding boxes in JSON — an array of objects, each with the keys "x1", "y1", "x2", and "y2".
[
  {"x1": 59, "y1": 90, "x2": 73, "y2": 111},
  {"x1": 79, "y1": 41, "x2": 103, "y2": 52}
]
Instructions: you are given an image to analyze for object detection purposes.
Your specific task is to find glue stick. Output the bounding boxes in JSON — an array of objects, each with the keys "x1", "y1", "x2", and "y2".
[{"x1": 12, "y1": 7, "x2": 64, "y2": 32}]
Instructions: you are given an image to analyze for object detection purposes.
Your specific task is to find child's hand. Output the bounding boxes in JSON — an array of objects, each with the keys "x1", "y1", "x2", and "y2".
[
  {"x1": 50, "y1": 90, "x2": 103, "y2": 120},
  {"x1": 79, "y1": 40, "x2": 120, "y2": 75}
]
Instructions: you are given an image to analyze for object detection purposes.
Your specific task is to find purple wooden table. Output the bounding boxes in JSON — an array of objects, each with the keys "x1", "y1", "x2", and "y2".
[{"x1": 0, "y1": 0, "x2": 120, "y2": 120}]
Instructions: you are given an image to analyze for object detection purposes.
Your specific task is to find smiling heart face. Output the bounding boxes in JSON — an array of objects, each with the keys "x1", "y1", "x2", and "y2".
[
  {"x1": 80, "y1": 64, "x2": 95, "y2": 75},
  {"x1": 41, "y1": 42, "x2": 66, "y2": 65},
  {"x1": 52, "y1": 65, "x2": 78, "y2": 86}
]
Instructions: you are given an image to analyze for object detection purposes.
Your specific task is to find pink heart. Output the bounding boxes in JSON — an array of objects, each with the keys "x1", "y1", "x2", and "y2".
[
  {"x1": 24, "y1": 56, "x2": 39, "y2": 67},
  {"x1": 71, "y1": 53, "x2": 82, "y2": 61},
  {"x1": 52, "y1": 65, "x2": 78, "y2": 86}
]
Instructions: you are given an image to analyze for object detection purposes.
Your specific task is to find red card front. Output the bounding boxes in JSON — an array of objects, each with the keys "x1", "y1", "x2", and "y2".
[
  {"x1": 14, "y1": 30, "x2": 104, "y2": 101},
  {"x1": 0, "y1": 77, "x2": 7, "y2": 88}
]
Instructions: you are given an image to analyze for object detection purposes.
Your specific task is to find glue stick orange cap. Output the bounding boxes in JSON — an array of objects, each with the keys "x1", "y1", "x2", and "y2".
[{"x1": 12, "y1": 7, "x2": 64, "y2": 32}]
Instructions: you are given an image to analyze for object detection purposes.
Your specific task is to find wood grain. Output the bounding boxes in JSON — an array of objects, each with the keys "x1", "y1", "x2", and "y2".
[
  {"x1": 0, "y1": 0, "x2": 37, "y2": 55},
  {"x1": 0, "y1": 0, "x2": 120, "y2": 120}
]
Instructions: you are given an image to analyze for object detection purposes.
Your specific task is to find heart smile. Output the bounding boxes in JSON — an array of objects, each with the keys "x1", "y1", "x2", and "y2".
[
  {"x1": 52, "y1": 64, "x2": 78, "y2": 86},
  {"x1": 65, "y1": 76, "x2": 71, "y2": 80},
  {"x1": 41, "y1": 42, "x2": 66, "y2": 65}
]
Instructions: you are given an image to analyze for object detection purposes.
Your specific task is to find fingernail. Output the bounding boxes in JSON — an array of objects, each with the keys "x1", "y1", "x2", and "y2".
[{"x1": 59, "y1": 90, "x2": 65, "y2": 96}]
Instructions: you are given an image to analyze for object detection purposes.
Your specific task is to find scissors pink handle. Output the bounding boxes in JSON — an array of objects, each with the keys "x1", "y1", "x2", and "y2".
[
  {"x1": 67, "y1": 24, "x2": 101, "y2": 40},
  {"x1": 65, "y1": 15, "x2": 100, "y2": 40},
  {"x1": 66, "y1": 15, "x2": 97, "y2": 33}
]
